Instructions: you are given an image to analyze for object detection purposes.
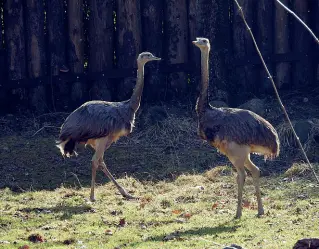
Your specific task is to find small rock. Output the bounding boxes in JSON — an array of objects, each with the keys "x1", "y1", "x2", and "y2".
[
  {"x1": 223, "y1": 244, "x2": 244, "y2": 249},
  {"x1": 209, "y1": 100, "x2": 228, "y2": 108},
  {"x1": 293, "y1": 238, "x2": 319, "y2": 249},
  {"x1": 105, "y1": 229, "x2": 113, "y2": 235},
  {"x1": 238, "y1": 98, "x2": 265, "y2": 116}
]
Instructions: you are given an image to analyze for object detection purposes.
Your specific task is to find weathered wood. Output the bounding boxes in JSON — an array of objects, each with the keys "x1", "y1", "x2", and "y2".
[
  {"x1": 47, "y1": 0, "x2": 69, "y2": 111},
  {"x1": 232, "y1": 0, "x2": 258, "y2": 103},
  {"x1": 275, "y1": 0, "x2": 291, "y2": 89},
  {"x1": 4, "y1": 0, "x2": 27, "y2": 112},
  {"x1": 256, "y1": 0, "x2": 273, "y2": 93},
  {"x1": 25, "y1": 0, "x2": 47, "y2": 114},
  {"x1": 164, "y1": 0, "x2": 188, "y2": 100},
  {"x1": 88, "y1": 0, "x2": 113, "y2": 101},
  {"x1": 187, "y1": 0, "x2": 201, "y2": 101},
  {"x1": 67, "y1": 0, "x2": 86, "y2": 107},
  {"x1": 292, "y1": 0, "x2": 313, "y2": 87},
  {"x1": 141, "y1": 0, "x2": 164, "y2": 102},
  {"x1": 116, "y1": 0, "x2": 142, "y2": 100},
  {"x1": 196, "y1": 0, "x2": 231, "y2": 103}
]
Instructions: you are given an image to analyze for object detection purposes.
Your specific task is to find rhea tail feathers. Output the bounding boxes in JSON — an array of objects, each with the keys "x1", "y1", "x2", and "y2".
[{"x1": 56, "y1": 139, "x2": 77, "y2": 157}]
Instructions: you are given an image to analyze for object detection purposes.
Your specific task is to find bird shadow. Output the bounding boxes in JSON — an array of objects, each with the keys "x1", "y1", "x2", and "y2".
[
  {"x1": 19, "y1": 203, "x2": 94, "y2": 220},
  {"x1": 123, "y1": 220, "x2": 241, "y2": 248}
]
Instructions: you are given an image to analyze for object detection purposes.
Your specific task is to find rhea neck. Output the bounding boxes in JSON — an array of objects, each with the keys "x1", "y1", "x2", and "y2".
[
  {"x1": 129, "y1": 60, "x2": 145, "y2": 112},
  {"x1": 196, "y1": 47, "x2": 210, "y2": 116}
]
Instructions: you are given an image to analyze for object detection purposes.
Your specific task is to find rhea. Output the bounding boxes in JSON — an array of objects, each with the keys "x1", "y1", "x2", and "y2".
[
  {"x1": 56, "y1": 52, "x2": 161, "y2": 201},
  {"x1": 192, "y1": 37, "x2": 280, "y2": 218}
]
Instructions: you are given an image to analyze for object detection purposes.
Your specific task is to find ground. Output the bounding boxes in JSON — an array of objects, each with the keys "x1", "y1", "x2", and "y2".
[{"x1": 0, "y1": 95, "x2": 319, "y2": 248}]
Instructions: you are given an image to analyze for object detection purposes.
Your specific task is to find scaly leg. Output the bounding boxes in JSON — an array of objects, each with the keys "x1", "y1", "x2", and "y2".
[
  {"x1": 226, "y1": 142, "x2": 249, "y2": 219},
  {"x1": 245, "y1": 155, "x2": 264, "y2": 217},
  {"x1": 90, "y1": 160, "x2": 99, "y2": 202},
  {"x1": 99, "y1": 160, "x2": 136, "y2": 200}
]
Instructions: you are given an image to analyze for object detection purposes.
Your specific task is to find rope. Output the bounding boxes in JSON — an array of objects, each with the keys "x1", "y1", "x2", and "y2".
[{"x1": 233, "y1": 0, "x2": 319, "y2": 184}]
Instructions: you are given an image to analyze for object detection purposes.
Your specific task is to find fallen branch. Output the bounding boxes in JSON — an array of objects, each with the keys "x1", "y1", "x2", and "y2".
[
  {"x1": 275, "y1": 0, "x2": 319, "y2": 45},
  {"x1": 233, "y1": 0, "x2": 319, "y2": 184}
]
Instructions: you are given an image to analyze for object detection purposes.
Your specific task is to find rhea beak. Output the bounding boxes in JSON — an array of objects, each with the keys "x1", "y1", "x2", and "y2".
[
  {"x1": 192, "y1": 41, "x2": 197, "y2": 45},
  {"x1": 153, "y1": 56, "x2": 161, "y2": 61}
]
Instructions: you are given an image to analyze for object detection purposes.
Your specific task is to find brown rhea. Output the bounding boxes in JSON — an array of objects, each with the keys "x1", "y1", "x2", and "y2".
[
  {"x1": 192, "y1": 37, "x2": 280, "y2": 218},
  {"x1": 56, "y1": 52, "x2": 161, "y2": 201}
]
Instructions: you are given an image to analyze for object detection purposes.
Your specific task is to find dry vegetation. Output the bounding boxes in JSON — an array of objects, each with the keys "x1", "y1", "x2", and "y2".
[{"x1": 0, "y1": 96, "x2": 319, "y2": 248}]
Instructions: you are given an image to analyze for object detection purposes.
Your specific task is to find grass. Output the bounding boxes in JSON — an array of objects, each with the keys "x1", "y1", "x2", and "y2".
[{"x1": 0, "y1": 172, "x2": 319, "y2": 249}]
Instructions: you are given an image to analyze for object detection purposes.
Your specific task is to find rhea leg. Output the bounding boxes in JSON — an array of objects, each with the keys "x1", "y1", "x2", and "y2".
[
  {"x1": 245, "y1": 155, "x2": 264, "y2": 216},
  {"x1": 90, "y1": 160, "x2": 99, "y2": 202},
  {"x1": 99, "y1": 159, "x2": 136, "y2": 199},
  {"x1": 226, "y1": 142, "x2": 249, "y2": 219}
]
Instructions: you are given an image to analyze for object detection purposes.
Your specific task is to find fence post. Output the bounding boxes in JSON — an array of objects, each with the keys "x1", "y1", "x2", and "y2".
[
  {"x1": 232, "y1": 0, "x2": 257, "y2": 104},
  {"x1": 187, "y1": 0, "x2": 201, "y2": 102},
  {"x1": 47, "y1": 0, "x2": 69, "y2": 111},
  {"x1": 256, "y1": 0, "x2": 273, "y2": 94},
  {"x1": 25, "y1": 0, "x2": 47, "y2": 114},
  {"x1": 141, "y1": 0, "x2": 164, "y2": 102},
  {"x1": 196, "y1": 0, "x2": 232, "y2": 104},
  {"x1": 67, "y1": 0, "x2": 85, "y2": 107},
  {"x1": 292, "y1": 0, "x2": 313, "y2": 87},
  {"x1": 4, "y1": 0, "x2": 27, "y2": 112},
  {"x1": 116, "y1": 0, "x2": 142, "y2": 101},
  {"x1": 275, "y1": 0, "x2": 291, "y2": 89},
  {"x1": 164, "y1": 0, "x2": 189, "y2": 100},
  {"x1": 88, "y1": 0, "x2": 113, "y2": 101}
]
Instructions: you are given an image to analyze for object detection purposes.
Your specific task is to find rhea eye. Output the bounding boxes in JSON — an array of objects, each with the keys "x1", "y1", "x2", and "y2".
[{"x1": 203, "y1": 40, "x2": 207, "y2": 43}]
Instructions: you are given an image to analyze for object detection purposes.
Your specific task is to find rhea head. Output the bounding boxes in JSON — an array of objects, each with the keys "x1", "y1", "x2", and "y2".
[
  {"x1": 192, "y1": 37, "x2": 210, "y2": 52},
  {"x1": 137, "y1": 52, "x2": 161, "y2": 66}
]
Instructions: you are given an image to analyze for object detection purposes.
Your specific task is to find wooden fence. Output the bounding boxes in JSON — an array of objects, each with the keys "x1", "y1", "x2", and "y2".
[{"x1": 0, "y1": 0, "x2": 318, "y2": 114}]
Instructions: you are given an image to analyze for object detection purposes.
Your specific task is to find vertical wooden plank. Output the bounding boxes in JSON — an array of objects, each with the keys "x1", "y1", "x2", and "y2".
[
  {"x1": 88, "y1": 0, "x2": 113, "y2": 101},
  {"x1": 164, "y1": 0, "x2": 188, "y2": 100},
  {"x1": 188, "y1": 0, "x2": 201, "y2": 101},
  {"x1": 47, "y1": 0, "x2": 69, "y2": 111},
  {"x1": 275, "y1": 0, "x2": 291, "y2": 89},
  {"x1": 4, "y1": 0, "x2": 27, "y2": 111},
  {"x1": 116, "y1": 0, "x2": 142, "y2": 100},
  {"x1": 68, "y1": 0, "x2": 85, "y2": 107},
  {"x1": 141, "y1": 0, "x2": 164, "y2": 102},
  {"x1": 196, "y1": 0, "x2": 231, "y2": 103},
  {"x1": 25, "y1": 0, "x2": 47, "y2": 114},
  {"x1": 292, "y1": 0, "x2": 312, "y2": 87},
  {"x1": 232, "y1": 0, "x2": 257, "y2": 103},
  {"x1": 256, "y1": 0, "x2": 273, "y2": 93}
]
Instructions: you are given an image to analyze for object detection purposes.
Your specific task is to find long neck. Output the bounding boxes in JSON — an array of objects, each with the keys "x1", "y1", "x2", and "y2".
[
  {"x1": 129, "y1": 62, "x2": 145, "y2": 112},
  {"x1": 196, "y1": 49, "x2": 210, "y2": 115}
]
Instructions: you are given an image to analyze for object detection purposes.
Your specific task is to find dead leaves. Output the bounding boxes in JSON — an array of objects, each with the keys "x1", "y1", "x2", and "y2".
[{"x1": 28, "y1": 233, "x2": 44, "y2": 243}]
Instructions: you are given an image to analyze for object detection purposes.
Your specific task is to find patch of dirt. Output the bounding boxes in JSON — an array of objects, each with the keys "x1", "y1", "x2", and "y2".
[{"x1": 0, "y1": 96, "x2": 318, "y2": 191}]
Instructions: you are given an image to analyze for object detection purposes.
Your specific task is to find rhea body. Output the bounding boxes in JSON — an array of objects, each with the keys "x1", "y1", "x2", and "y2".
[
  {"x1": 56, "y1": 52, "x2": 161, "y2": 201},
  {"x1": 192, "y1": 38, "x2": 280, "y2": 218}
]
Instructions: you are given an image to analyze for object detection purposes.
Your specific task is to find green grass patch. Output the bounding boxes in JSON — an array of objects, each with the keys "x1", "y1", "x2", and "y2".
[{"x1": 1, "y1": 174, "x2": 318, "y2": 248}]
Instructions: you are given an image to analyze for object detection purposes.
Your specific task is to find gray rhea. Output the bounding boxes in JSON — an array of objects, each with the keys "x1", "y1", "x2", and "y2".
[
  {"x1": 56, "y1": 52, "x2": 161, "y2": 201},
  {"x1": 192, "y1": 37, "x2": 280, "y2": 219}
]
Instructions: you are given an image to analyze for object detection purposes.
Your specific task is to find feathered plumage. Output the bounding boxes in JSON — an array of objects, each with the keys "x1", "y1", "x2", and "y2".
[
  {"x1": 56, "y1": 52, "x2": 161, "y2": 201},
  {"x1": 193, "y1": 37, "x2": 280, "y2": 219}
]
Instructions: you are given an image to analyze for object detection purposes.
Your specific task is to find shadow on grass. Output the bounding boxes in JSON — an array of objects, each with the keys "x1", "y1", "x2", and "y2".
[
  {"x1": 124, "y1": 220, "x2": 241, "y2": 248},
  {"x1": 20, "y1": 203, "x2": 94, "y2": 220}
]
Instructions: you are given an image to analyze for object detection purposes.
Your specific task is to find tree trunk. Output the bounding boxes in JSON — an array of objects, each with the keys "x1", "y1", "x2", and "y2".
[
  {"x1": 196, "y1": 0, "x2": 231, "y2": 103},
  {"x1": 116, "y1": 0, "x2": 142, "y2": 101},
  {"x1": 292, "y1": 0, "x2": 312, "y2": 87},
  {"x1": 164, "y1": 0, "x2": 188, "y2": 100},
  {"x1": 141, "y1": 0, "x2": 164, "y2": 102},
  {"x1": 25, "y1": 0, "x2": 47, "y2": 114},
  {"x1": 4, "y1": 0, "x2": 27, "y2": 112},
  {"x1": 47, "y1": 0, "x2": 69, "y2": 111},
  {"x1": 68, "y1": 0, "x2": 85, "y2": 107},
  {"x1": 88, "y1": 0, "x2": 113, "y2": 101},
  {"x1": 232, "y1": 0, "x2": 257, "y2": 104},
  {"x1": 256, "y1": 0, "x2": 273, "y2": 94},
  {"x1": 275, "y1": 0, "x2": 291, "y2": 89}
]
